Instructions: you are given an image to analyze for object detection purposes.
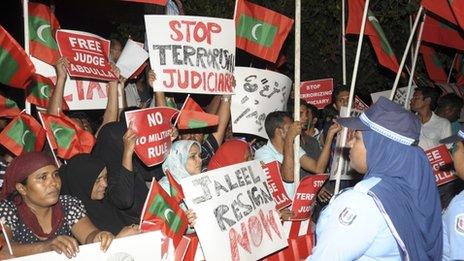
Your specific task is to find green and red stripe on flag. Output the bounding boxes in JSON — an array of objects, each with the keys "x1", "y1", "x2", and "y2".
[
  {"x1": 0, "y1": 113, "x2": 45, "y2": 156},
  {"x1": 26, "y1": 74, "x2": 69, "y2": 110},
  {"x1": 28, "y1": 2, "x2": 61, "y2": 65},
  {"x1": 235, "y1": 0, "x2": 294, "y2": 63},
  {"x1": 449, "y1": 0, "x2": 464, "y2": 30},
  {"x1": 422, "y1": 15, "x2": 464, "y2": 51},
  {"x1": 165, "y1": 169, "x2": 184, "y2": 204},
  {"x1": 140, "y1": 179, "x2": 188, "y2": 247},
  {"x1": 121, "y1": 0, "x2": 167, "y2": 6},
  {"x1": 176, "y1": 96, "x2": 218, "y2": 130},
  {"x1": 0, "y1": 26, "x2": 35, "y2": 89},
  {"x1": 0, "y1": 94, "x2": 21, "y2": 118},
  {"x1": 420, "y1": 45, "x2": 448, "y2": 83},
  {"x1": 40, "y1": 112, "x2": 95, "y2": 159}
]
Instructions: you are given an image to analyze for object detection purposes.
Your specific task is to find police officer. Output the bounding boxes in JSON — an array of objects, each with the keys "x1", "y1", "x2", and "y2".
[
  {"x1": 441, "y1": 127, "x2": 464, "y2": 261},
  {"x1": 309, "y1": 97, "x2": 442, "y2": 260}
]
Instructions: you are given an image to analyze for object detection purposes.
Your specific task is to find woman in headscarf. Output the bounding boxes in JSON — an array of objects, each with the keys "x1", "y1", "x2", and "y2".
[
  {"x1": 0, "y1": 152, "x2": 114, "y2": 258},
  {"x1": 309, "y1": 97, "x2": 442, "y2": 260},
  {"x1": 59, "y1": 154, "x2": 140, "y2": 237},
  {"x1": 207, "y1": 139, "x2": 252, "y2": 171}
]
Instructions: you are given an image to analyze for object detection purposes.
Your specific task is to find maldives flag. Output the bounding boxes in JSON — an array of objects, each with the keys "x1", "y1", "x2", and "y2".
[
  {"x1": 449, "y1": 0, "x2": 464, "y2": 30},
  {"x1": 165, "y1": 169, "x2": 184, "y2": 204},
  {"x1": 235, "y1": 0, "x2": 294, "y2": 63},
  {"x1": 0, "y1": 95, "x2": 21, "y2": 118},
  {"x1": 346, "y1": 0, "x2": 399, "y2": 72},
  {"x1": 421, "y1": 0, "x2": 459, "y2": 25},
  {"x1": 28, "y1": 2, "x2": 61, "y2": 65},
  {"x1": 422, "y1": 15, "x2": 464, "y2": 50},
  {"x1": 140, "y1": 179, "x2": 188, "y2": 247},
  {"x1": 176, "y1": 96, "x2": 218, "y2": 129},
  {"x1": 121, "y1": 0, "x2": 167, "y2": 6},
  {"x1": 420, "y1": 45, "x2": 448, "y2": 83},
  {"x1": 0, "y1": 26, "x2": 35, "y2": 89},
  {"x1": 40, "y1": 113, "x2": 95, "y2": 159},
  {"x1": 26, "y1": 74, "x2": 69, "y2": 110},
  {"x1": 0, "y1": 113, "x2": 45, "y2": 156}
]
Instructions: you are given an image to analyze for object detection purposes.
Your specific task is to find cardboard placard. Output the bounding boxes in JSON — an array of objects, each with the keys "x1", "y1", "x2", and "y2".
[
  {"x1": 116, "y1": 39, "x2": 149, "y2": 79},
  {"x1": 300, "y1": 78, "x2": 333, "y2": 109},
  {"x1": 262, "y1": 161, "x2": 292, "y2": 210},
  {"x1": 425, "y1": 145, "x2": 457, "y2": 186},
  {"x1": 291, "y1": 174, "x2": 328, "y2": 220}
]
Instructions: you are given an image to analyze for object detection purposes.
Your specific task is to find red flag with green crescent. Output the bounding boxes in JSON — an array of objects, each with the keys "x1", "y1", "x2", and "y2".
[
  {"x1": 140, "y1": 179, "x2": 188, "y2": 247},
  {"x1": 40, "y1": 112, "x2": 95, "y2": 159},
  {"x1": 165, "y1": 169, "x2": 185, "y2": 204},
  {"x1": 26, "y1": 74, "x2": 69, "y2": 110},
  {"x1": 0, "y1": 95, "x2": 21, "y2": 118},
  {"x1": 235, "y1": 0, "x2": 294, "y2": 63},
  {"x1": 346, "y1": 0, "x2": 399, "y2": 72},
  {"x1": 0, "y1": 113, "x2": 46, "y2": 156},
  {"x1": 176, "y1": 96, "x2": 218, "y2": 130},
  {"x1": 422, "y1": 16, "x2": 464, "y2": 50},
  {"x1": 28, "y1": 2, "x2": 61, "y2": 65},
  {"x1": 420, "y1": 45, "x2": 448, "y2": 83},
  {"x1": 0, "y1": 26, "x2": 35, "y2": 89},
  {"x1": 449, "y1": 0, "x2": 464, "y2": 30}
]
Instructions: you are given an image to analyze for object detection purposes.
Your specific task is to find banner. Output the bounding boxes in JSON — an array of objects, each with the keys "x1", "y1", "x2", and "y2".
[
  {"x1": 300, "y1": 78, "x2": 333, "y2": 109},
  {"x1": 425, "y1": 145, "x2": 457, "y2": 186},
  {"x1": 116, "y1": 39, "x2": 149, "y2": 79},
  {"x1": 291, "y1": 174, "x2": 328, "y2": 220},
  {"x1": 231, "y1": 67, "x2": 292, "y2": 139},
  {"x1": 370, "y1": 86, "x2": 413, "y2": 108},
  {"x1": 144, "y1": 15, "x2": 235, "y2": 95},
  {"x1": 262, "y1": 161, "x2": 292, "y2": 210},
  {"x1": 31, "y1": 57, "x2": 113, "y2": 110},
  {"x1": 180, "y1": 160, "x2": 287, "y2": 261},
  {"x1": 10, "y1": 231, "x2": 162, "y2": 260},
  {"x1": 56, "y1": 29, "x2": 116, "y2": 81},
  {"x1": 125, "y1": 107, "x2": 178, "y2": 166}
]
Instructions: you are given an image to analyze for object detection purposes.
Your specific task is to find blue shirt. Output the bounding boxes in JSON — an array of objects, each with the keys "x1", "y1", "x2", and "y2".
[
  {"x1": 254, "y1": 141, "x2": 306, "y2": 198},
  {"x1": 309, "y1": 178, "x2": 401, "y2": 261},
  {"x1": 442, "y1": 190, "x2": 464, "y2": 261}
]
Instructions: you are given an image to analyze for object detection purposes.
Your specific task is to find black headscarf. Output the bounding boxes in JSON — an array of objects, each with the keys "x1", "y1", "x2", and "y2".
[{"x1": 59, "y1": 154, "x2": 125, "y2": 234}]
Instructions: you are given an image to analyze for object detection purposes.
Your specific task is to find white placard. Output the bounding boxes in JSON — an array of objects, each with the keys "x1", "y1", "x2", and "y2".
[
  {"x1": 9, "y1": 231, "x2": 162, "y2": 260},
  {"x1": 180, "y1": 160, "x2": 287, "y2": 261},
  {"x1": 370, "y1": 86, "x2": 413, "y2": 108},
  {"x1": 144, "y1": 15, "x2": 235, "y2": 95},
  {"x1": 116, "y1": 39, "x2": 149, "y2": 79},
  {"x1": 231, "y1": 67, "x2": 292, "y2": 139}
]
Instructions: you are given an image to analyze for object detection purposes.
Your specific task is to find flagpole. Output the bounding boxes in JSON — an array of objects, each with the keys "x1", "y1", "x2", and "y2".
[
  {"x1": 22, "y1": 0, "x2": 32, "y2": 115},
  {"x1": 448, "y1": 53, "x2": 458, "y2": 84},
  {"x1": 233, "y1": 0, "x2": 239, "y2": 19},
  {"x1": 294, "y1": 0, "x2": 301, "y2": 188},
  {"x1": 389, "y1": 6, "x2": 424, "y2": 100},
  {"x1": 404, "y1": 14, "x2": 425, "y2": 109},
  {"x1": 341, "y1": 0, "x2": 347, "y2": 86},
  {"x1": 334, "y1": 0, "x2": 370, "y2": 196}
]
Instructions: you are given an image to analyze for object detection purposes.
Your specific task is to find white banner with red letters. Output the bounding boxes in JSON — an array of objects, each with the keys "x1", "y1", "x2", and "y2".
[
  {"x1": 125, "y1": 107, "x2": 178, "y2": 167},
  {"x1": 425, "y1": 145, "x2": 457, "y2": 186},
  {"x1": 231, "y1": 67, "x2": 292, "y2": 139},
  {"x1": 291, "y1": 174, "x2": 328, "y2": 220},
  {"x1": 262, "y1": 161, "x2": 292, "y2": 210},
  {"x1": 144, "y1": 15, "x2": 235, "y2": 95},
  {"x1": 300, "y1": 78, "x2": 333, "y2": 109},
  {"x1": 56, "y1": 29, "x2": 117, "y2": 81},
  {"x1": 180, "y1": 160, "x2": 287, "y2": 261}
]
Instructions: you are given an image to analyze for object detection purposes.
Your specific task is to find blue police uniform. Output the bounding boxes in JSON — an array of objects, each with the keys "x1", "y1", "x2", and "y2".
[
  {"x1": 309, "y1": 177, "x2": 401, "y2": 260},
  {"x1": 442, "y1": 190, "x2": 464, "y2": 261}
]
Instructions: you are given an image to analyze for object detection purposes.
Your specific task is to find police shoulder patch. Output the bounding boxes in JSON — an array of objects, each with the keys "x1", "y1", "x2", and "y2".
[
  {"x1": 338, "y1": 207, "x2": 357, "y2": 226},
  {"x1": 455, "y1": 214, "x2": 464, "y2": 235}
]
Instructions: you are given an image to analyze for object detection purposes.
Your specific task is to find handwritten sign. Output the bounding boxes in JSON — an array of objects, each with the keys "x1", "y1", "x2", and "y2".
[
  {"x1": 291, "y1": 174, "x2": 328, "y2": 220},
  {"x1": 125, "y1": 107, "x2": 178, "y2": 167},
  {"x1": 56, "y1": 29, "x2": 116, "y2": 81},
  {"x1": 231, "y1": 67, "x2": 292, "y2": 139},
  {"x1": 300, "y1": 78, "x2": 333, "y2": 109},
  {"x1": 144, "y1": 15, "x2": 235, "y2": 95},
  {"x1": 262, "y1": 161, "x2": 292, "y2": 210},
  {"x1": 180, "y1": 161, "x2": 287, "y2": 261},
  {"x1": 425, "y1": 145, "x2": 457, "y2": 186}
]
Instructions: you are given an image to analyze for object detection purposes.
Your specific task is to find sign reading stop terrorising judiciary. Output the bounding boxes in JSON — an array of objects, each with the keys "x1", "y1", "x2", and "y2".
[
  {"x1": 144, "y1": 15, "x2": 235, "y2": 95},
  {"x1": 56, "y1": 29, "x2": 117, "y2": 81},
  {"x1": 180, "y1": 160, "x2": 287, "y2": 261}
]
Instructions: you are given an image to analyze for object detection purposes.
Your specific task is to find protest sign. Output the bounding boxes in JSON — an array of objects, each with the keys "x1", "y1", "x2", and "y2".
[
  {"x1": 56, "y1": 29, "x2": 116, "y2": 81},
  {"x1": 180, "y1": 160, "x2": 287, "y2": 261},
  {"x1": 370, "y1": 86, "x2": 413, "y2": 107},
  {"x1": 231, "y1": 67, "x2": 292, "y2": 139},
  {"x1": 291, "y1": 174, "x2": 329, "y2": 220},
  {"x1": 262, "y1": 161, "x2": 292, "y2": 210},
  {"x1": 144, "y1": 15, "x2": 235, "y2": 95},
  {"x1": 116, "y1": 39, "x2": 149, "y2": 79},
  {"x1": 31, "y1": 57, "x2": 113, "y2": 110},
  {"x1": 353, "y1": 95, "x2": 369, "y2": 111},
  {"x1": 125, "y1": 107, "x2": 178, "y2": 167},
  {"x1": 300, "y1": 78, "x2": 333, "y2": 109},
  {"x1": 10, "y1": 231, "x2": 162, "y2": 260},
  {"x1": 425, "y1": 145, "x2": 457, "y2": 186}
]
